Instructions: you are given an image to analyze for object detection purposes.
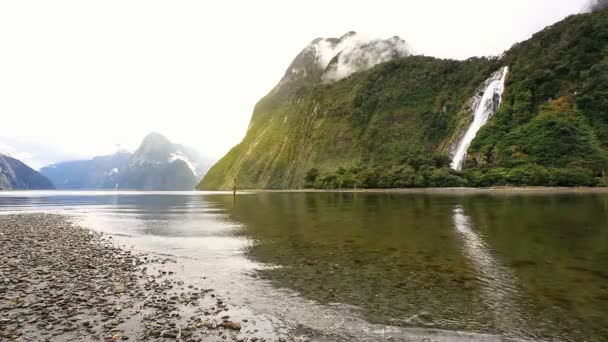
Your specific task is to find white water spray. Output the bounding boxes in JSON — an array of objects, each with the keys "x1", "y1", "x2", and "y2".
[{"x1": 450, "y1": 67, "x2": 508, "y2": 171}]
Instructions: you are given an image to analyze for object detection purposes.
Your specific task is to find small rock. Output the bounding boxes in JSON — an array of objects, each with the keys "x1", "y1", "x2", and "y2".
[
  {"x1": 222, "y1": 321, "x2": 241, "y2": 331},
  {"x1": 161, "y1": 330, "x2": 178, "y2": 338}
]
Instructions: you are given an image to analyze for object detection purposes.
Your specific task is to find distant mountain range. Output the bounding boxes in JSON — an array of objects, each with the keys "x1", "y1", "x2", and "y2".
[
  {"x1": 41, "y1": 151, "x2": 131, "y2": 190},
  {"x1": 41, "y1": 133, "x2": 213, "y2": 190},
  {"x1": 118, "y1": 132, "x2": 212, "y2": 190},
  {"x1": 0, "y1": 154, "x2": 54, "y2": 190}
]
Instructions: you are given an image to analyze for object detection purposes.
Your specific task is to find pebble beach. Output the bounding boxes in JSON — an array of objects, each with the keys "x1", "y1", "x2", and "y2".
[{"x1": 0, "y1": 214, "x2": 293, "y2": 342}]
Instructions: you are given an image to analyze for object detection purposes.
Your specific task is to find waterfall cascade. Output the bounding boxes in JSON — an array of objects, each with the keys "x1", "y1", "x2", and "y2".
[{"x1": 450, "y1": 67, "x2": 509, "y2": 171}]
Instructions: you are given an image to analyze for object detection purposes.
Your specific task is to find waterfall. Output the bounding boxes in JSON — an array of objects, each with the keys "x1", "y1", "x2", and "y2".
[{"x1": 450, "y1": 67, "x2": 508, "y2": 171}]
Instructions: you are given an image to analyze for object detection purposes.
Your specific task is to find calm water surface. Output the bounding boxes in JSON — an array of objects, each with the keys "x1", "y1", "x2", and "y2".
[{"x1": 0, "y1": 191, "x2": 607, "y2": 341}]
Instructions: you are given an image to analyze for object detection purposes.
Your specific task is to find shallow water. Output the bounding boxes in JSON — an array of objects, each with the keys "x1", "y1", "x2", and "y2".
[{"x1": 0, "y1": 191, "x2": 607, "y2": 341}]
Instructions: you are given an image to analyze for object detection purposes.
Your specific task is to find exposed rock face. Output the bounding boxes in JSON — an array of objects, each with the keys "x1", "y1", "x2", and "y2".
[
  {"x1": 119, "y1": 133, "x2": 208, "y2": 190},
  {"x1": 40, "y1": 152, "x2": 131, "y2": 190},
  {"x1": 0, "y1": 154, "x2": 55, "y2": 190},
  {"x1": 275, "y1": 32, "x2": 414, "y2": 93},
  {"x1": 321, "y1": 34, "x2": 414, "y2": 82}
]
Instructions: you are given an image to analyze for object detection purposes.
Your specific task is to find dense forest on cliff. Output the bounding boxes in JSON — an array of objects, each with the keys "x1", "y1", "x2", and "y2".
[{"x1": 200, "y1": 9, "x2": 608, "y2": 190}]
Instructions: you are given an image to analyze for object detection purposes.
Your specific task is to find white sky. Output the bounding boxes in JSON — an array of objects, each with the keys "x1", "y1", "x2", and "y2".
[{"x1": 0, "y1": 0, "x2": 589, "y2": 169}]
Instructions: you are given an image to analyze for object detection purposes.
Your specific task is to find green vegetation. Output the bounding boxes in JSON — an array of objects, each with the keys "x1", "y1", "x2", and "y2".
[
  {"x1": 469, "y1": 10, "x2": 608, "y2": 184},
  {"x1": 200, "y1": 9, "x2": 608, "y2": 190}
]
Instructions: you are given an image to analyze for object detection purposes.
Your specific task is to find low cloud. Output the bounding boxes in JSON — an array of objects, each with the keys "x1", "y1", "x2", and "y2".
[
  {"x1": 0, "y1": 142, "x2": 36, "y2": 168},
  {"x1": 310, "y1": 32, "x2": 415, "y2": 83},
  {"x1": 0, "y1": 138, "x2": 86, "y2": 170},
  {"x1": 583, "y1": 0, "x2": 608, "y2": 12}
]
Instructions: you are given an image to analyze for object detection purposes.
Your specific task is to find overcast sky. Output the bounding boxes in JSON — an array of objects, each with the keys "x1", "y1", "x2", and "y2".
[{"x1": 0, "y1": 0, "x2": 590, "y2": 169}]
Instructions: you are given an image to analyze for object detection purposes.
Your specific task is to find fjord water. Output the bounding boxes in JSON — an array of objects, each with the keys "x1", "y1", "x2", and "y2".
[{"x1": 1, "y1": 191, "x2": 607, "y2": 341}]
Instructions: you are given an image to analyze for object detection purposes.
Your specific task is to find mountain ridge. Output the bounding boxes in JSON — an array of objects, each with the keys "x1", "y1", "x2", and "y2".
[
  {"x1": 41, "y1": 133, "x2": 213, "y2": 190},
  {"x1": 41, "y1": 151, "x2": 132, "y2": 190},
  {"x1": 0, "y1": 154, "x2": 55, "y2": 190},
  {"x1": 118, "y1": 132, "x2": 211, "y2": 190},
  {"x1": 199, "y1": 9, "x2": 608, "y2": 190},
  {"x1": 273, "y1": 32, "x2": 414, "y2": 97}
]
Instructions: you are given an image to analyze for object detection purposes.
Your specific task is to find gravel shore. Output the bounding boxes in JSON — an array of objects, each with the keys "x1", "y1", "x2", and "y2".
[{"x1": 0, "y1": 214, "x2": 281, "y2": 342}]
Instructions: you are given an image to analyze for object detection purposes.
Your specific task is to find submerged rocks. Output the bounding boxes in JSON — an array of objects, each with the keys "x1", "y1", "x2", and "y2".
[{"x1": 0, "y1": 214, "x2": 266, "y2": 341}]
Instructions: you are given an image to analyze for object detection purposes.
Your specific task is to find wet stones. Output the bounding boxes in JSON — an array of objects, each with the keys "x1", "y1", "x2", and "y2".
[
  {"x1": 0, "y1": 214, "x2": 296, "y2": 341},
  {"x1": 222, "y1": 321, "x2": 241, "y2": 331},
  {"x1": 160, "y1": 330, "x2": 177, "y2": 338}
]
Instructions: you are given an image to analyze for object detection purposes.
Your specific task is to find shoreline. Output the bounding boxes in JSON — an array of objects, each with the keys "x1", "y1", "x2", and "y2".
[
  {"x1": 0, "y1": 214, "x2": 290, "y2": 342},
  {"x1": 0, "y1": 212, "x2": 544, "y2": 342},
  {"x1": 1, "y1": 186, "x2": 607, "y2": 196},
  {"x1": 239, "y1": 186, "x2": 608, "y2": 195}
]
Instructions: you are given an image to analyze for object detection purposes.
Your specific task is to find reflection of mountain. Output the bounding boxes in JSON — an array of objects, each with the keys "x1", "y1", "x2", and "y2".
[
  {"x1": 220, "y1": 193, "x2": 486, "y2": 331},
  {"x1": 219, "y1": 193, "x2": 608, "y2": 341},
  {"x1": 112, "y1": 194, "x2": 193, "y2": 236},
  {"x1": 1, "y1": 191, "x2": 607, "y2": 340},
  {"x1": 0, "y1": 153, "x2": 55, "y2": 190},
  {"x1": 108, "y1": 194, "x2": 234, "y2": 238}
]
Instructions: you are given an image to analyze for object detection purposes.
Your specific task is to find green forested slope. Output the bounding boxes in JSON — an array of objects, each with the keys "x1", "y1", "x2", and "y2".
[
  {"x1": 200, "y1": 9, "x2": 608, "y2": 190},
  {"x1": 468, "y1": 10, "x2": 608, "y2": 186}
]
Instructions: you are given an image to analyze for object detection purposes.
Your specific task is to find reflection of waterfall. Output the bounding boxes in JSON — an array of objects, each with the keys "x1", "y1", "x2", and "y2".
[
  {"x1": 451, "y1": 67, "x2": 508, "y2": 171},
  {"x1": 452, "y1": 206, "x2": 525, "y2": 334}
]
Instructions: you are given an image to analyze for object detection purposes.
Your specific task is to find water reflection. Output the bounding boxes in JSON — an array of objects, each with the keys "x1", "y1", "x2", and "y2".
[
  {"x1": 452, "y1": 206, "x2": 524, "y2": 334},
  {"x1": 1, "y1": 191, "x2": 607, "y2": 341},
  {"x1": 228, "y1": 194, "x2": 497, "y2": 333}
]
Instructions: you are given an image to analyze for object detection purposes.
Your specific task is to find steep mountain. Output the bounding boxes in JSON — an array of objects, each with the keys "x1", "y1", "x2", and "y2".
[
  {"x1": 277, "y1": 32, "x2": 414, "y2": 90},
  {"x1": 269, "y1": 32, "x2": 414, "y2": 106},
  {"x1": 119, "y1": 133, "x2": 208, "y2": 190},
  {"x1": 40, "y1": 152, "x2": 132, "y2": 190},
  {"x1": 0, "y1": 154, "x2": 55, "y2": 190},
  {"x1": 200, "y1": 9, "x2": 608, "y2": 190}
]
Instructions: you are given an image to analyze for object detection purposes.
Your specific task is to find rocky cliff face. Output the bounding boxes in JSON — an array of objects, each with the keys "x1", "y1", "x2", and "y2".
[
  {"x1": 0, "y1": 154, "x2": 55, "y2": 190},
  {"x1": 119, "y1": 133, "x2": 209, "y2": 190},
  {"x1": 200, "y1": 9, "x2": 608, "y2": 189},
  {"x1": 40, "y1": 152, "x2": 132, "y2": 190},
  {"x1": 274, "y1": 32, "x2": 414, "y2": 95}
]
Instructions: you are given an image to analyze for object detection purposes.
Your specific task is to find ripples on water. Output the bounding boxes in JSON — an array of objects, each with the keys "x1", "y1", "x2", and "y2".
[
  {"x1": 452, "y1": 206, "x2": 526, "y2": 335},
  {"x1": 1, "y1": 190, "x2": 607, "y2": 341}
]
